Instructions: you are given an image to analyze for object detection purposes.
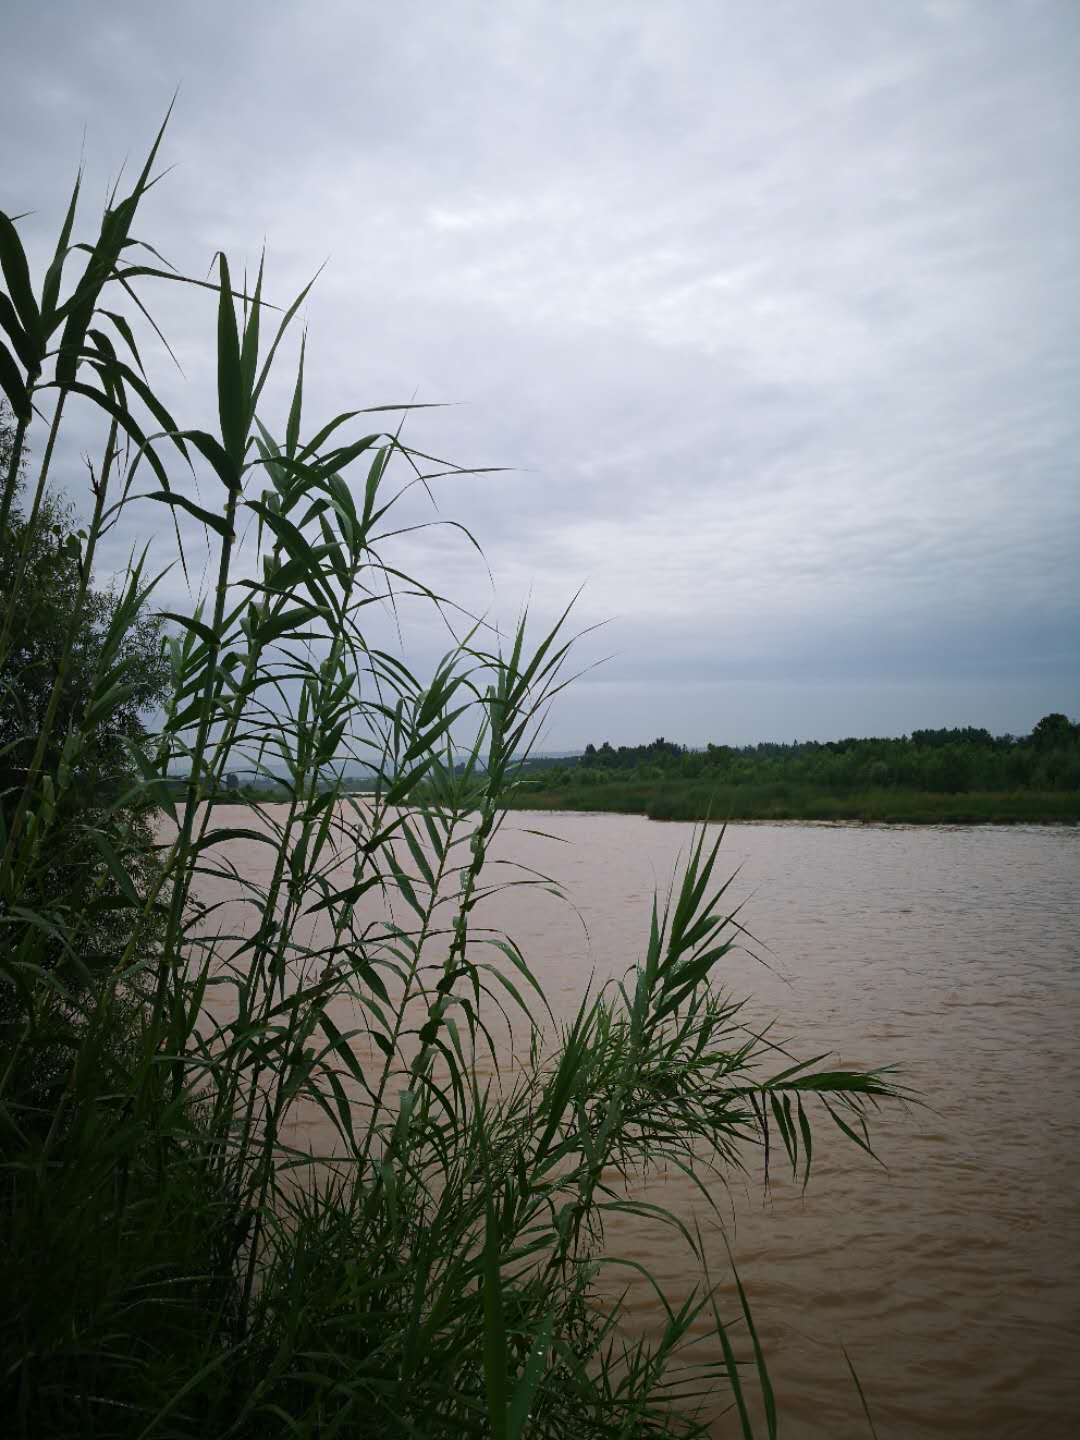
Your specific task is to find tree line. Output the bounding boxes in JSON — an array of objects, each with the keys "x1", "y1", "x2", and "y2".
[{"x1": 533, "y1": 716, "x2": 1080, "y2": 795}]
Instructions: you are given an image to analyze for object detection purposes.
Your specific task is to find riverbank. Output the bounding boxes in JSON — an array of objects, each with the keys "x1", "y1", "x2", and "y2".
[{"x1": 502, "y1": 782, "x2": 1080, "y2": 825}]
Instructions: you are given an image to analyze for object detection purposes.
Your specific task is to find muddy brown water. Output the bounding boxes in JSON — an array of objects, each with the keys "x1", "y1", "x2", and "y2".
[{"x1": 196, "y1": 808, "x2": 1080, "y2": 1437}]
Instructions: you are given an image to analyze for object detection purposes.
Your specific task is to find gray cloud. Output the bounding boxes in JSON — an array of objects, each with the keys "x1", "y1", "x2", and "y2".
[{"x1": 3, "y1": 0, "x2": 1078, "y2": 745}]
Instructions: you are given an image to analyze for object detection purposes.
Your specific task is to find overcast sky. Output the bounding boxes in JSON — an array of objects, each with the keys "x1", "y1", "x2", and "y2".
[{"x1": 4, "y1": 0, "x2": 1078, "y2": 746}]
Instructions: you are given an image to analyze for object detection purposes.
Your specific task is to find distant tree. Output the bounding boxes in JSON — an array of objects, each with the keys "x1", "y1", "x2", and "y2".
[
  {"x1": 865, "y1": 759, "x2": 890, "y2": 788},
  {"x1": 1031, "y1": 713, "x2": 1076, "y2": 748}
]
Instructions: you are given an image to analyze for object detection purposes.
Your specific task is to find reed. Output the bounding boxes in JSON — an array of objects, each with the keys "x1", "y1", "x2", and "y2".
[{"x1": 0, "y1": 121, "x2": 904, "y2": 1438}]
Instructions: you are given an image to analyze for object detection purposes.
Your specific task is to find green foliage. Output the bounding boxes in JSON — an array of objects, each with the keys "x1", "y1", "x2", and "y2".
[
  {"x1": 507, "y1": 723, "x2": 1080, "y2": 822},
  {"x1": 0, "y1": 470, "x2": 169, "y2": 807},
  {"x1": 0, "y1": 124, "x2": 905, "y2": 1439},
  {"x1": 0, "y1": 409, "x2": 170, "y2": 1123},
  {"x1": 571, "y1": 724, "x2": 1080, "y2": 793},
  {"x1": 1031, "y1": 712, "x2": 1079, "y2": 750}
]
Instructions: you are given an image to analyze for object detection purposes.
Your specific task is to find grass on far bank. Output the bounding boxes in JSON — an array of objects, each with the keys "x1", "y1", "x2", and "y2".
[{"x1": 504, "y1": 780, "x2": 1080, "y2": 825}]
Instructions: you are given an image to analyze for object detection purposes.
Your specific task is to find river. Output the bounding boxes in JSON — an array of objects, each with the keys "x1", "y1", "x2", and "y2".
[{"x1": 201, "y1": 809, "x2": 1080, "y2": 1436}]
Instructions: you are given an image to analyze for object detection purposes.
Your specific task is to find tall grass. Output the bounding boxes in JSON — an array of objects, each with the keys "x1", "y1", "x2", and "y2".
[{"x1": 0, "y1": 122, "x2": 904, "y2": 1438}]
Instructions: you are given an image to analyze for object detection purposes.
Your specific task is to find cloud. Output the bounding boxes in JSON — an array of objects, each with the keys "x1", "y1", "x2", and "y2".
[{"x1": 3, "y1": 0, "x2": 1078, "y2": 744}]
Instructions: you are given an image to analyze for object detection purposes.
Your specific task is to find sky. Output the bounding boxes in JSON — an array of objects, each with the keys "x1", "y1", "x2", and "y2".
[{"x1": 3, "y1": 0, "x2": 1078, "y2": 747}]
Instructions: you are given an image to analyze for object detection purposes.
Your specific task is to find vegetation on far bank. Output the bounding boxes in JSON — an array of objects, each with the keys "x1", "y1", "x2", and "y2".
[
  {"x1": 504, "y1": 723, "x2": 1080, "y2": 825},
  {"x1": 503, "y1": 782, "x2": 1080, "y2": 825}
]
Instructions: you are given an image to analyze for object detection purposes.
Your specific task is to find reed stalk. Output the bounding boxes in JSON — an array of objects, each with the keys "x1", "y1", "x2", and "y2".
[{"x1": 0, "y1": 120, "x2": 906, "y2": 1440}]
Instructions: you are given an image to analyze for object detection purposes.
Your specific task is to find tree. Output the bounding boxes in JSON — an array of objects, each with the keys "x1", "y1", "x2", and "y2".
[
  {"x1": 1, "y1": 404, "x2": 170, "y2": 1008},
  {"x1": 0, "y1": 503, "x2": 168, "y2": 803},
  {"x1": 1031, "y1": 712, "x2": 1077, "y2": 749}
]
